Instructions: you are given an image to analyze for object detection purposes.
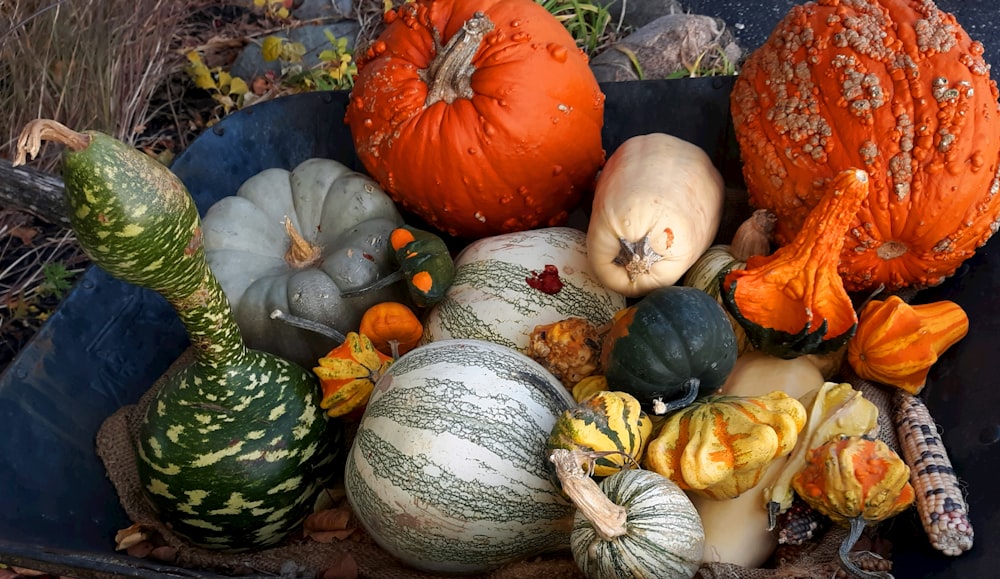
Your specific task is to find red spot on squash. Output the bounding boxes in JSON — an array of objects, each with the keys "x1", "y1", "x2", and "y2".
[{"x1": 526, "y1": 264, "x2": 563, "y2": 294}]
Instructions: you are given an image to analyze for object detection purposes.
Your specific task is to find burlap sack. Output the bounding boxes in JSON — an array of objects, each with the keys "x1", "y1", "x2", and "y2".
[{"x1": 96, "y1": 348, "x2": 899, "y2": 579}]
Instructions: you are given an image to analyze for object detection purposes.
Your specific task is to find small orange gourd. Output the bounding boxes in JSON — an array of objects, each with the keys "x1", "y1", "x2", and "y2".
[
  {"x1": 359, "y1": 301, "x2": 424, "y2": 358},
  {"x1": 313, "y1": 332, "x2": 393, "y2": 418},
  {"x1": 847, "y1": 296, "x2": 969, "y2": 394},
  {"x1": 722, "y1": 168, "x2": 869, "y2": 359}
]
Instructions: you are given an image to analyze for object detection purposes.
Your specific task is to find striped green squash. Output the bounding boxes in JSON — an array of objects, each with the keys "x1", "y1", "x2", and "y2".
[
  {"x1": 547, "y1": 390, "x2": 654, "y2": 477},
  {"x1": 345, "y1": 339, "x2": 576, "y2": 574},
  {"x1": 24, "y1": 121, "x2": 338, "y2": 551},
  {"x1": 561, "y1": 464, "x2": 705, "y2": 579},
  {"x1": 421, "y1": 227, "x2": 626, "y2": 353}
]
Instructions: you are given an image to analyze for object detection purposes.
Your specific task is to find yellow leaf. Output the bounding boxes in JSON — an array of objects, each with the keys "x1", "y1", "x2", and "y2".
[
  {"x1": 382, "y1": 0, "x2": 393, "y2": 12},
  {"x1": 261, "y1": 36, "x2": 283, "y2": 62},
  {"x1": 254, "y1": 0, "x2": 266, "y2": 6},
  {"x1": 228, "y1": 76, "x2": 249, "y2": 96},
  {"x1": 277, "y1": 7, "x2": 290, "y2": 18}
]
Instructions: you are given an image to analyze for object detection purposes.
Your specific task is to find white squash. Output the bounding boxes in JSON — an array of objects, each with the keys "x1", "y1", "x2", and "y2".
[
  {"x1": 720, "y1": 351, "x2": 826, "y2": 400},
  {"x1": 421, "y1": 227, "x2": 626, "y2": 352},
  {"x1": 587, "y1": 133, "x2": 726, "y2": 298},
  {"x1": 345, "y1": 339, "x2": 576, "y2": 574},
  {"x1": 689, "y1": 458, "x2": 783, "y2": 569}
]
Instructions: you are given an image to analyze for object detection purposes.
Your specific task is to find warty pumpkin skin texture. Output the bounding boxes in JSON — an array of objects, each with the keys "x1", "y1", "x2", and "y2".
[
  {"x1": 345, "y1": 0, "x2": 605, "y2": 240},
  {"x1": 731, "y1": 0, "x2": 1000, "y2": 292}
]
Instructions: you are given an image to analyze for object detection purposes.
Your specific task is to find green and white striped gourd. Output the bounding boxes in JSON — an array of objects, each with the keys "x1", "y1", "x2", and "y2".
[
  {"x1": 346, "y1": 339, "x2": 576, "y2": 574},
  {"x1": 550, "y1": 450, "x2": 705, "y2": 579},
  {"x1": 15, "y1": 120, "x2": 338, "y2": 551},
  {"x1": 421, "y1": 227, "x2": 626, "y2": 353}
]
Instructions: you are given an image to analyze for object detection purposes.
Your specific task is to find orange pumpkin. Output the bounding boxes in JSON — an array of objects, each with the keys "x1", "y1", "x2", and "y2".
[
  {"x1": 731, "y1": 0, "x2": 1000, "y2": 292},
  {"x1": 721, "y1": 169, "x2": 869, "y2": 358},
  {"x1": 847, "y1": 295, "x2": 969, "y2": 394},
  {"x1": 359, "y1": 301, "x2": 424, "y2": 358},
  {"x1": 345, "y1": 0, "x2": 605, "y2": 239}
]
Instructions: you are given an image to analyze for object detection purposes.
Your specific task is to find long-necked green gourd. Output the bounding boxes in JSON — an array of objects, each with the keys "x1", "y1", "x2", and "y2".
[{"x1": 14, "y1": 120, "x2": 338, "y2": 551}]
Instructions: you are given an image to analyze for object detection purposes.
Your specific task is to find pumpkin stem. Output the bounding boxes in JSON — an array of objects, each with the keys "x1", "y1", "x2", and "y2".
[
  {"x1": 839, "y1": 517, "x2": 894, "y2": 579},
  {"x1": 283, "y1": 217, "x2": 323, "y2": 269},
  {"x1": 339, "y1": 270, "x2": 404, "y2": 298},
  {"x1": 270, "y1": 308, "x2": 347, "y2": 344},
  {"x1": 613, "y1": 234, "x2": 665, "y2": 283},
  {"x1": 549, "y1": 449, "x2": 628, "y2": 541},
  {"x1": 13, "y1": 119, "x2": 91, "y2": 166},
  {"x1": 422, "y1": 11, "x2": 494, "y2": 106},
  {"x1": 650, "y1": 378, "x2": 700, "y2": 416},
  {"x1": 731, "y1": 209, "x2": 776, "y2": 262}
]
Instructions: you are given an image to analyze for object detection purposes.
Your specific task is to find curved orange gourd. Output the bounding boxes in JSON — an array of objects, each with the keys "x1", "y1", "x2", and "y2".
[{"x1": 731, "y1": 0, "x2": 1000, "y2": 291}]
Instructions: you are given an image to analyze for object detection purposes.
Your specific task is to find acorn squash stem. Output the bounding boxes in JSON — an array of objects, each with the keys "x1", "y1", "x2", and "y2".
[
  {"x1": 549, "y1": 449, "x2": 628, "y2": 541},
  {"x1": 651, "y1": 378, "x2": 700, "y2": 416},
  {"x1": 422, "y1": 11, "x2": 493, "y2": 106}
]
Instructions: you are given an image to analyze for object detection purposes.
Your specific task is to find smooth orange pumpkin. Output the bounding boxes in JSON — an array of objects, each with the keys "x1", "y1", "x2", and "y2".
[
  {"x1": 359, "y1": 301, "x2": 424, "y2": 358},
  {"x1": 847, "y1": 295, "x2": 969, "y2": 394},
  {"x1": 731, "y1": 0, "x2": 1000, "y2": 292},
  {"x1": 346, "y1": 0, "x2": 606, "y2": 240},
  {"x1": 722, "y1": 169, "x2": 869, "y2": 358}
]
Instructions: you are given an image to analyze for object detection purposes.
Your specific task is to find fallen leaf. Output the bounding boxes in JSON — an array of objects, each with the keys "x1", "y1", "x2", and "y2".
[
  {"x1": 114, "y1": 523, "x2": 154, "y2": 550},
  {"x1": 303, "y1": 507, "x2": 356, "y2": 543}
]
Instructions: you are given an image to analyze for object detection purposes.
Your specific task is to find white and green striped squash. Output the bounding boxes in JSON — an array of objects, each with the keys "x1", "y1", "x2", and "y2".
[
  {"x1": 345, "y1": 339, "x2": 576, "y2": 574},
  {"x1": 421, "y1": 227, "x2": 626, "y2": 353},
  {"x1": 573, "y1": 468, "x2": 705, "y2": 579}
]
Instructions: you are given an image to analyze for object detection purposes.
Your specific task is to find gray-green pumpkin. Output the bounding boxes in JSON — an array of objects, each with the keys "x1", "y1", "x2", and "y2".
[{"x1": 201, "y1": 158, "x2": 408, "y2": 368}]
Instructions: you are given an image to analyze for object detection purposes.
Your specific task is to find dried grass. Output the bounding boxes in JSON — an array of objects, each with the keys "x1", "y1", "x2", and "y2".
[
  {"x1": 0, "y1": 0, "x2": 221, "y2": 370},
  {"x1": 0, "y1": 0, "x2": 214, "y2": 169}
]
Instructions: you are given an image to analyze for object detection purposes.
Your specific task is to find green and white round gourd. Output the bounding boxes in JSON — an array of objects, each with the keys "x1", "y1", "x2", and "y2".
[
  {"x1": 32, "y1": 122, "x2": 337, "y2": 551},
  {"x1": 346, "y1": 339, "x2": 576, "y2": 573},
  {"x1": 573, "y1": 469, "x2": 705, "y2": 579},
  {"x1": 421, "y1": 227, "x2": 626, "y2": 352}
]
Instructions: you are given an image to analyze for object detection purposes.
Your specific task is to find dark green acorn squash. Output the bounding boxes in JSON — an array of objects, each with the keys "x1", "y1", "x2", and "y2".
[
  {"x1": 601, "y1": 286, "x2": 738, "y2": 415},
  {"x1": 15, "y1": 120, "x2": 339, "y2": 551}
]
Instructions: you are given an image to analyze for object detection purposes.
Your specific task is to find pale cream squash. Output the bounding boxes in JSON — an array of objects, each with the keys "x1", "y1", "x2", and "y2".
[
  {"x1": 720, "y1": 352, "x2": 826, "y2": 400},
  {"x1": 587, "y1": 133, "x2": 726, "y2": 298}
]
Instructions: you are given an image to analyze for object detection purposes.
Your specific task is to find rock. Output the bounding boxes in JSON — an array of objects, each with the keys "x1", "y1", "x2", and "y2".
[
  {"x1": 230, "y1": 21, "x2": 361, "y2": 81},
  {"x1": 598, "y1": 0, "x2": 685, "y2": 29},
  {"x1": 590, "y1": 13, "x2": 742, "y2": 82},
  {"x1": 293, "y1": 0, "x2": 353, "y2": 21}
]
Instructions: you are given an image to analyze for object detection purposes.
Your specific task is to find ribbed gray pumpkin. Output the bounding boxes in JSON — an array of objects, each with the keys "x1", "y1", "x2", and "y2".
[
  {"x1": 201, "y1": 158, "x2": 408, "y2": 368},
  {"x1": 17, "y1": 121, "x2": 338, "y2": 551},
  {"x1": 345, "y1": 339, "x2": 576, "y2": 574}
]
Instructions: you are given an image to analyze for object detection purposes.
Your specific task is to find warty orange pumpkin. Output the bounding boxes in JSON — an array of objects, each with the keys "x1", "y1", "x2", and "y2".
[
  {"x1": 346, "y1": 0, "x2": 606, "y2": 240},
  {"x1": 731, "y1": 0, "x2": 1000, "y2": 292}
]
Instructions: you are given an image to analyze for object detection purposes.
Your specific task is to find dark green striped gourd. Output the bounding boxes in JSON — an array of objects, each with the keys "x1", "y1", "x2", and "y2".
[{"x1": 27, "y1": 121, "x2": 337, "y2": 551}]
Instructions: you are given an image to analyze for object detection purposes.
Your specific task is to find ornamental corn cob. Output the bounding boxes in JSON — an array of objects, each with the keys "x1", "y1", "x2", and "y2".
[
  {"x1": 893, "y1": 390, "x2": 973, "y2": 556},
  {"x1": 777, "y1": 497, "x2": 828, "y2": 545}
]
